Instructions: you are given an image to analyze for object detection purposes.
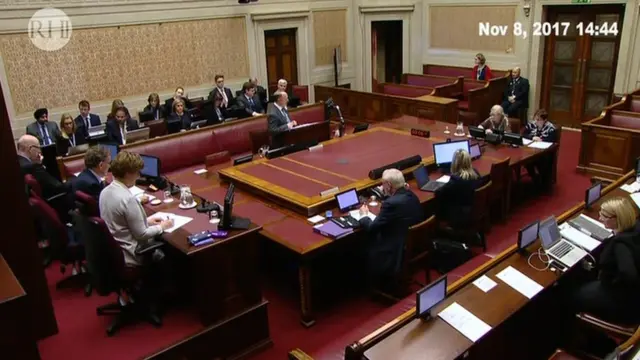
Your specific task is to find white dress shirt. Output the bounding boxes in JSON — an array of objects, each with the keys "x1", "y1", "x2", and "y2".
[{"x1": 99, "y1": 180, "x2": 162, "y2": 266}]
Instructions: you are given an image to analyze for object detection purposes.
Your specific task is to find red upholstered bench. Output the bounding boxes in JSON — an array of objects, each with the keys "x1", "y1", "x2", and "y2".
[
  {"x1": 377, "y1": 83, "x2": 434, "y2": 98},
  {"x1": 631, "y1": 96, "x2": 640, "y2": 112},
  {"x1": 302, "y1": 296, "x2": 416, "y2": 360},
  {"x1": 610, "y1": 111, "x2": 640, "y2": 130},
  {"x1": 58, "y1": 155, "x2": 85, "y2": 179},
  {"x1": 291, "y1": 103, "x2": 327, "y2": 125},
  {"x1": 403, "y1": 74, "x2": 458, "y2": 88},
  {"x1": 423, "y1": 64, "x2": 509, "y2": 79}
]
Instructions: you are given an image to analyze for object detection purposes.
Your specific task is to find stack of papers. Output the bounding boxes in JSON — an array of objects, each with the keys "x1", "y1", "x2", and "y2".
[
  {"x1": 631, "y1": 193, "x2": 640, "y2": 209},
  {"x1": 473, "y1": 275, "x2": 497, "y2": 293},
  {"x1": 349, "y1": 210, "x2": 376, "y2": 221},
  {"x1": 436, "y1": 175, "x2": 450, "y2": 183},
  {"x1": 621, "y1": 182, "x2": 640, "y2": 193},
  {"x1": 528, "y1": 141, "x2": 553, "y2": 149},
  {"x1": 307, "y1": 215, "x2": 325, "y2": 224},
  {"x1": 496, "y1": 266, "x2": 543, "y2": 299},
  {"x1": 148, "y1": 212, "x2": 193, "y2": 233},
  {"x1": 559, "y1": 223, "x2": 601, "y2": 251},
  {"x1": 522, "y1": 138, "x2": 533, "y2": 146},
  {"x1": 438, "y1": 302, "x2": 492, "y2": 342}
]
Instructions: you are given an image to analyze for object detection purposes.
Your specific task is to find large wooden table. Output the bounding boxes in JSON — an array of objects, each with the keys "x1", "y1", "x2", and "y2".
[
  {"x1": 163, "y1": 116, "x2": 558, "y2": 327},
  {"x1": 356, "y1": 173, "x2": 637, "y2": 360}
]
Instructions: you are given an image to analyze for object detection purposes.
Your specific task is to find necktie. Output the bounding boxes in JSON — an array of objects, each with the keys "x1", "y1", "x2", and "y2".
[
  {"x1": 281, "y1": 108, "x2": 290, "y2": 123},
  {"x1": 40, "y1": 124, "x2": 50, "y2": 145},
  {"x1": 219, "y1": 88, "x2": 228, "y2": 107},
  {"x1": 85, "y1": 116, "x2": 90, "y2": 130},
  {"x1": 249, "y1": 97, "x2": 254, "y2": 108},
  {"x1": 216, "y1": 108, "x2": 223, "y2": 120}
]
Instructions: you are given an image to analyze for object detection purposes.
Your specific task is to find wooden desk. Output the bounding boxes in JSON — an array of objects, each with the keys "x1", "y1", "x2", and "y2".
[
  {"x1": 171, "y1": 116, "x2": 558, "y2": 327},
  {"x1": 0, "y1": 255, "x2": 40, "y2": 359},
  {"x1": 359, "y1": 172, "x2": 635, "y2": 360}
]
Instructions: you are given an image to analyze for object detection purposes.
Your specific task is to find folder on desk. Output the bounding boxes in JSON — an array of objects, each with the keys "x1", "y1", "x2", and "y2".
[{"x1": 313, "y1": 221, "x2": 353, "y2": 239}]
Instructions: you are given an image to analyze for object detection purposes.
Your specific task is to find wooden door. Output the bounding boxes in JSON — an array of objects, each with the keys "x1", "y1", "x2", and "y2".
[
  {"x1": 541, "y1": 5, "x2": 624, "y2": 128},
  {"x1": 264, "y1": 28, "x2": 298, "y2": 94}
]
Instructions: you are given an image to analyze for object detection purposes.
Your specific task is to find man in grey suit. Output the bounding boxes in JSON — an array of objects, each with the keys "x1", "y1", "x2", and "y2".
[
  {"x1": 26, "y1": 108, "x2": 60, "y2": 146},
  {"x1": 268, "y1": 91, "x2": 297, "y2": 148}
]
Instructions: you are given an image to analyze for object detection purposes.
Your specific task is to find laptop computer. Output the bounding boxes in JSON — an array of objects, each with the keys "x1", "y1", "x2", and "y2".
[
  {"x1": 470, "y1": 143, "x2": 482, "y2": 160},
  {"x1": 539, "y1": 216, "x2": 587, "y2": 268},
  {"x1": 87, "y1": 123, "x2": 106, "y2": 137},
  {"x1": 413, "y1": 165, "x2": 445, "y2": 192}
]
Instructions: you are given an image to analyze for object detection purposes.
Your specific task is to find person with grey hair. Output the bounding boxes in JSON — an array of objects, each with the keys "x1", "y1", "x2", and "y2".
[
  {"x1": 358, "y1": 168, "x2": 424, "y2": 292},
  {"x1": 17, "y1": 134, "x2": 69, "y2": 199},
  {"x1": 268, "y1": 91, "x2": 297, "y2": 148},
  {"x1": 479, "y1": 104, "x2": 511, "y2": 134},
  {"x1": 501, "y1": 66, "x2": 529, "y2": 117}
]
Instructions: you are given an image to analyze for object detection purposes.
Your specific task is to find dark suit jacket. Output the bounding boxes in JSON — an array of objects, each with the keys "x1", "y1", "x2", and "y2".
[
  {"x1": 503, "y1": 77, "x2": 530, "y2": 108},
  {"x1": 72, "y1": 169, "x2": 105, "y2": 202},
  {"x1": 74, "y1": 113, "x2": 102, "y2": 138},
  {"x1": 55, "y1": 128, "x2": 88, "y2": 156},
  {"x1": 435, "y1": 169, "x2": 482, "y2": 227},
  {"x1": 359, "y1": 188, "x2": 425, "y2": 277},
  {"x1": 598, "y1": 222, "x2": 640, "y2": 292},
  {"x1": 208, "y1": 87, "x2": 235, "y2": 107},
  {"x1": 235, "y1": 94, "x2": 264, "y2": 116},
  {"x1": 26, "y1": 121, "x2": 61, "y2": 145},
  {"x1": 142, "y1": 105, "x2": 165, "y2": 120},
  {"x1": 168, "y1": 112, "x2": 192, "y2": 130},
  {"x1": 18, "y1": 155, "x2": 69, "y2": 199},
  {"x1": 105, "y1": 118, "x2": 139, "y2": 145}
]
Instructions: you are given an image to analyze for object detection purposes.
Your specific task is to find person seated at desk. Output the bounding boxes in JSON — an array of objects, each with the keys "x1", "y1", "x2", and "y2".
[
  {"x1": 479, "y1": 105, "x2": 511, "y2": 134},
  {"x1": 235, "y1": 82, "x2": 264, "y2": 117},
  {"x1": 249, "y1": 77, "x2": 267, "y2": 106},
  {"x1": 143, "y1": 93, "x2": 165, "y2": 121},
  {"x1": 472, "y1": 53, "x2": 493, "y2": 81},
  {"x1": 26, "y1": 108, "x2": 60, "y2": 146},
  {"x1": 106, "y1": 99, "x2": 125, "y2": 122},
  {"x1": 167, "y1": 99, "x2": 191, "y2": 130},
  {"x1": 574, "y1": 197, "x2": 640, "y2": 325},
  {"x1": 268, "y1": 91, "x2": 297, "y2": 147},
  {"x1": 17, "y1": 134, "x2": 70, "y2": 199},
  {"x1": 435, "y1": 149, "x2": 481, "y2": 228},
  {"x1": 211, "y1": 93, "x2": 229, "y2": 123},
  {"x1": 105, "y1": 106, "x2": 139, "y2": 145},
  {"x1": 72, "y1": 146, "x2": 111, "y2": 202},
  {"x1": 358, "y1": 169, "x2": 425, "y2": 291},
  {"x1": 208, "y1": 74, "x2": 234, "y2": 108},
  {"x1": 74, "y1": 100, "x2": 102, "y2": 138},
  {"x1": 165, "y1": 86, "x2": 191, "y2": 115},
  {"x1": 501, "y1": 67, "x2": 529, "y2": 117},
  {"x1": 524, "y1": 109, "x2": 557, "y2": 190},
  {"x1": 56, "y1": 113, "x2": 87, "y2": 156}
]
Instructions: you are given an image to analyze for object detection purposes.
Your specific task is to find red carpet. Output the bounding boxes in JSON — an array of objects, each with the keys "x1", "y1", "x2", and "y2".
[{"x1": 38, "y1": 129, "x2": 591, "y2": 360}]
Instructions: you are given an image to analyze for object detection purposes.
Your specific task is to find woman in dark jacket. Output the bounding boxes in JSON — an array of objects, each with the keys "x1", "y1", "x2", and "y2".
[
  {"x1": 574, "y1": 197, "x2": 640, "y2": 324},
  {"x1": 167, "y1": 98, "x2": 191, "y2": 130},
  {"x1": 143, "y1": 93, "x2": 165, "y2": 120},
  {"x1": 435, "y1": 149, "x2": 481, "y2": 228},
  {"x1": 56, "y1": 113, "x2": 87, "y2": 156}
]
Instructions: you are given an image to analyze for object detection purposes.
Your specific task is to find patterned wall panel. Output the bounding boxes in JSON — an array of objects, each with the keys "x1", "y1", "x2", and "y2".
[
  {"x1": 313, "y1": 9, "x2": 347, "y2": 67},
  {"x1": 429, "y1": 6, "x2": 516, "y2": 52},
  {"x1": 0, "y1": 17, "x2": 249, "y2": 114}
]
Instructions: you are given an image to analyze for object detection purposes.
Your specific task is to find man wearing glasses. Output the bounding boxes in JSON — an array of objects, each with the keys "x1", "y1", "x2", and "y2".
[{"x1": 17, "y1": 134, "x2": 69, "y2": 199}]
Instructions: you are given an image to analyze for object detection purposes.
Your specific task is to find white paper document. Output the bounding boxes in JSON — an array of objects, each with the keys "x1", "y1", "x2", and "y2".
[
  {"x1": 129, "y1": 186, "x2": 145, "y2": 197},
  {"x1": 349, "y1": 210, "x2": 376, "y2": 221},
  {"x1": 473, "y1": 275, "x2": 497, "y2": 293},
  {"x1": 496, "y1": 266, "x2": 543, "y2": 299},
  {"x1": 307, "y1": 215, "x2": 325, "y2": 224},
  {"x1": 149, "y1": 212, "x2": 193, "y2": 233},
  {"x1": 522, "y1": 138, "x2": 533, "y2": 146},
  {"x1": 194, "y1": 168, "x2": 208, "y2": 175},
  {"x1": 621, "y1": 182, "x2": 640, "y2": 193},
  {"x1": 528, "y1": 141, "x2": 553, "y2": 149},
  {"x1": 559, "y1": 223, "x2": 601, "y2": 252},
  {"x1": 438, "y1": 302, "x2": 492, "y2": 342},
  {"x1": 631, "y1": 193, "x2": 640, "y2": 209},
  {"x1": 436, "y1": 175, "x2": 451, "y2": 183}
]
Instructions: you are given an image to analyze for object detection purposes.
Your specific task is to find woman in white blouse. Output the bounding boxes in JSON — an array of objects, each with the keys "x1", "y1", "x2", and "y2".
[{"x1": 99, "y1": 151, "x2": 173, "y2": 266}]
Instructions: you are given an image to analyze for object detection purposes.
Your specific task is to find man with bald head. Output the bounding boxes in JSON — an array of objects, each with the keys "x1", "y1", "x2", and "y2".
[
  {"x1": 501, "y1": 67, "x2": 529, "y2": 118},
  {"x1": 17, "y1": 134, "x2": 69, "y2": 199}
]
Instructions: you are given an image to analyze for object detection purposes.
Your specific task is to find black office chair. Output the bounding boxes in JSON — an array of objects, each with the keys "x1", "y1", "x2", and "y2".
[{"x1": 81, "y1": 215, "x2": 164, "y2": 336}]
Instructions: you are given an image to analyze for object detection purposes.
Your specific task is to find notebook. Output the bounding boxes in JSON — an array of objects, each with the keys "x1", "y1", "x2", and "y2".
[{"x1": 313, "y1": 221, "x2": 353, "y2": 239}]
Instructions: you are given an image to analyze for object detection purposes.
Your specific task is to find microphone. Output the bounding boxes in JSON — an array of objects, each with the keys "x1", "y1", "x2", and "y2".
[{"x1": 335, "y1": 105, "x2": 345, "y2": 137}]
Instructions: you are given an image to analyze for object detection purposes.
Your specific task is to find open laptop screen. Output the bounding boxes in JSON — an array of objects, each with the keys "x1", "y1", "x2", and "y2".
[
  {"x1": 433, "y1": 140, "x2": 470, "y2": 166},
  {"x1": 518, "y1": 221, "x2": 539, "y2": 250},
  {"x1": 417, "y1": 276, "x2": 447, "y2": 318},
  {"x1": 539, "y1": 217, "x2": 560, "y2": 249},
  {"x1": 140, "y1": 155, "x2": 160, "y2": 178},
  {"x1": 586, "y1": 183, "x2": 602, "y2": 208},
  {"x1": 102, "y1": 143, "x2": 118, "y2": 162},
  {"x1": 413, "y1": 165, "x2": 429, "y2": 187},
  {"x1": 335, "y1": 189, "x2": 358, "y2": 212}
]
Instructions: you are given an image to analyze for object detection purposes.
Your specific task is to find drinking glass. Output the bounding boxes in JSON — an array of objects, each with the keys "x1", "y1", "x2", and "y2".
[
  {"x1": 179, "y1": 185, "x2": 193, "y2": 206},
  {"x1": 163, "y1": 190, "x2": 173, "y2": 203}
]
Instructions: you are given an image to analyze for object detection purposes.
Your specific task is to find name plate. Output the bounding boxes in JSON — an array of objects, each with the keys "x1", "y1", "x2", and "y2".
[
  {"x1": 411, "y1": 128, "x2": 430, "y2": 138},
  {"x1": 309, "y1": 144, "x2": 324, "y2": 152},
  {"x1": 320, "y1": 187, "x2": 339, "y2": 197}
]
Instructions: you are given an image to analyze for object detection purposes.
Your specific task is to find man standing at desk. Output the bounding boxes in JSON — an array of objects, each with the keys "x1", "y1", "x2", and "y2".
[
  {"x1": 268, "y1": 91, "x2": 297, "y2": 148},
  {"x1": 358, "y1": 169, "x2": 424, "y2": 292}
]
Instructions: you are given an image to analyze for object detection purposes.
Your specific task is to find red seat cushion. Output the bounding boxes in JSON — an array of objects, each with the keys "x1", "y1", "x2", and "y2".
[
  {"x1": 610, "y1": 114, "x2": 640, "y2": 130},
  {"x1": 458, "y1": 100, "x2": 469, "y2": 110},
  {"x1": 62, "y1": 158, "x2": 85, "y2": 179}
]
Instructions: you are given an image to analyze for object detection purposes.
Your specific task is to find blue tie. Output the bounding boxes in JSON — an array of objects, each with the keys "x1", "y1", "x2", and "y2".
[
  {"x1": 40, "y1": 124, "x2": 50, "y2": 145},
  {"x1": 281, "y1": 108, "x2": 289, "y2": 123},
  {"x1": 249, "y1": 98, "x2": 254, "y2": 109}
]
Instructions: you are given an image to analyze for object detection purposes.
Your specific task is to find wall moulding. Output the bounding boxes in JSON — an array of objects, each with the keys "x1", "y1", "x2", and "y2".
[{"x1": 359, "y1": 5, "x2": 415, "y2": 13}]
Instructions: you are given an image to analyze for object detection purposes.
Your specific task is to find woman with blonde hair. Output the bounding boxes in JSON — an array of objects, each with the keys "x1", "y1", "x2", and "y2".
[
  {"x1": 435, "y1": 149, "x2": 481, "y2": 227},
  {"x1": 574, "y1": 197, "x2": 640, "y2": 324},
  {"x1": 56, "y1": 112, "x2": 86, "y2": 156},
  {"x1": 167, "y1": 98, "x2": 191, "y2": 130},
  {"x1": 479, "y1": 105, "x2": 511, "y2": 134}
]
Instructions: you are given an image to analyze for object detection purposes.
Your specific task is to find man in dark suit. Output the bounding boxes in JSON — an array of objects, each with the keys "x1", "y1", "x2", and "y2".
[
  {"x1": 235, "y1": 82, "x2": 264, "y2": 117},
  {"x1": 17, "y1": 134, "x2": 69, "y2": 199},
  {"x1": 249, "y1": 77, "x2": 268, "y2": 107},
  {"x1": 74, "y1": 100, "x2": 102, "y2": 139},
  {"x1": 105, "y1": 106, "x2": 139, "y2": 145},
  {"x1": 26, "y1": 108, "x2": 60, "y2": 146},
  {"x1": 501, "y1": 67, "x2": 529, "y2": 117},
  {"x1": 267, "y1": 91, "x2": 298, "y2": 148},
  {"x1": 72, "y1": 146, "x2": 111, "y2": 202},
  {"x1": 208, "y1": 74, "x2": 234, "y2": 108},
  {"x1": 358, "y1": 169, "x2": 425, "y2": 291}
]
